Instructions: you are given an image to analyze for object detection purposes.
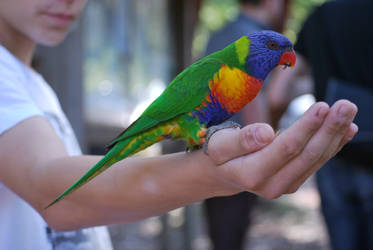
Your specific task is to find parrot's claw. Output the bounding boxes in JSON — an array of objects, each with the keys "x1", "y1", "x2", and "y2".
[
  {"x1": 186, "y1": 145, "x2": 202, "y2": 152},
  {"x1": 203, "y1": 121, "x2": 242, "y2": 155}
]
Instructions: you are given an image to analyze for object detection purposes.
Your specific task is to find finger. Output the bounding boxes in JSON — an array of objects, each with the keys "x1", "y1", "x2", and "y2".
[
  {"x1": 265, "y1": 100, "x2": 357, "y2": 195},
  {"x1": 243, "y1": 102, "x2": 330, "y2": 181},
  {"x1": 225, "y1": 102, "x2": 329, "y2": 195},
  {"x1": 286, "y1": 122, "x2": 358, "y2": 194},
  {"x1": 207, "y1": 123, "x2": 275, "y2": 165},
  {"x1": 336, "y1": 122, "x2": 359, "y2": 152},
  {"x1": 303, "y1": 100, "x2": 357, "y2": 165}
]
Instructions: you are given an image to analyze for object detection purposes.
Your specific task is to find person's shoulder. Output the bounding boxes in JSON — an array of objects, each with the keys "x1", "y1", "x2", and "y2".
[
  {"x1": 0, "y1": 46, "x2": 30, "y2": 94},
  {"x1": 319, "y1": 0, "x2": 373, "y2": 17},
  {"x1": 0, "y1": 48, "x2": 42, "y2": 135},
  {"x1": 216, "y1": 15, "x2": 262, "y2": 37},
  {"x1": 206, "y1": 15, "x2": 262, "y2": 55},
  {"x1": 0, "y1": 46, "x2": 25, "y2": 81},
  {"x1": 319, "y1": 0, "x2": 372, "y2": 37},
  {"x1": 322, "y1": 0, "x2": 373, "y2": 8}
]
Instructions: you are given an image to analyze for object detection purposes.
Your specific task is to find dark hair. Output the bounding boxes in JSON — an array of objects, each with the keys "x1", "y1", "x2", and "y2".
[{"x1": 238, "y1": 0, "x2": 261, "y2": 5}]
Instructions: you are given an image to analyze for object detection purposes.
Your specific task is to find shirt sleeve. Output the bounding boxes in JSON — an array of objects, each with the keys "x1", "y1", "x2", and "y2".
[{"x1": 0, "y1": 72, "x2": 43, "y2": 135}]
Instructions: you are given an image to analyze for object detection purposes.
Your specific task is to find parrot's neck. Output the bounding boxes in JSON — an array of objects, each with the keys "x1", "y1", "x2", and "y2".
[
  {"x1": 208, "y1": 42, "x2": 248, "y2": 72},
  {"x1": 246, "y1": 51, "x2": 280, "y2": 81}
]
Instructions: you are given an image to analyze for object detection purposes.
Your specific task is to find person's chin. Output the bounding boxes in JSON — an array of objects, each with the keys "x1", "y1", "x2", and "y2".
[{"x1": 37, "y1": 32, "x2": 68, "y2": 47}]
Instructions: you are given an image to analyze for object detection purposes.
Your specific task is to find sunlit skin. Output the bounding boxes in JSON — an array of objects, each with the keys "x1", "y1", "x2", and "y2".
[
  {"x1": 0, "y1": 0, "x2": 86, "y2": 64},
  {"x1": 0, "y1": 0, "x2": 359, "y2": 233}
]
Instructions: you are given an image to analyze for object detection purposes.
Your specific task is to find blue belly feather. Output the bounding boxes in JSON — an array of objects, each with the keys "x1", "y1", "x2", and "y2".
[{"x1": 191, "y1": 92, "x2": 231, "y2": 127}]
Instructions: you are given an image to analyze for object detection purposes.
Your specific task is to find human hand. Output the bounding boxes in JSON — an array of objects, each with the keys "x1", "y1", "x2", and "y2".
[{"x1": 207, "y1": 99, "x2": 358, "y2": 199}]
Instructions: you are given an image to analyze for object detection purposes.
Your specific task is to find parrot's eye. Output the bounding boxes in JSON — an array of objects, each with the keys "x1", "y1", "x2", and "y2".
[{"x1": 267, "y1": 41, "x2": 279, "y2": 49}]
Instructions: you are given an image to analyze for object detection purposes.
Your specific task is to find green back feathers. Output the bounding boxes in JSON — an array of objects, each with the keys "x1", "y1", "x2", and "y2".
[
  {"x1": 204, "y1": 36, "x2": 250, "y2": 72},
  {"x1": 107, "y1": 58, "x2": 223, "y2": 148}
]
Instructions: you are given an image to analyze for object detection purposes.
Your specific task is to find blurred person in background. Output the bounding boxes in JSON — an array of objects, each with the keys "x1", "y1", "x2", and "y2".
[
  {"x1": 203, "y1": 0, "x2": 291, "y2": 249},
  {"x1": 267, "y1": 1, "x2": 373, "y2": 250}
]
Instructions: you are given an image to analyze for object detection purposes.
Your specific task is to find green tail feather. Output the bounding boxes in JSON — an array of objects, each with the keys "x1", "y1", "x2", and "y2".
[
  {"x1": 44, "y1": 125, "x2": 170, "y2": 209},
  {"x1": 44, "y1": 147, "x2": 119, "y2": 209}
]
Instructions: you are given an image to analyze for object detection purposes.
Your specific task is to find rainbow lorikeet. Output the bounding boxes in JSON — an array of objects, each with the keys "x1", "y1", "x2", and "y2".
[{"x1": 46, "y1": 30, "x2": 296, "y2": 208}]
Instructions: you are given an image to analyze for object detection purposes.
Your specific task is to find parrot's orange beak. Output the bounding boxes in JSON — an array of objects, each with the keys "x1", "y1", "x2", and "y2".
[{"x1": 279, "y1": 48, "x2": 296, "y2": 69}]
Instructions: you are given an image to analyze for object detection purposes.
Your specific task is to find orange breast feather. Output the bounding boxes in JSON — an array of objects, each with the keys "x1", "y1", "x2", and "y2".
[{"x1": 208, "y1": 65, "x2": 263, "y2": 114}]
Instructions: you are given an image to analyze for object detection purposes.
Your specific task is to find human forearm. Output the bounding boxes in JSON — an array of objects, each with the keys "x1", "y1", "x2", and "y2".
[
  {"x1": 0, "y1": 117, "x2": 245, "y2": 231},
  {"x1": 39, "y1": 151, "x2": 235, "y2": 230}
]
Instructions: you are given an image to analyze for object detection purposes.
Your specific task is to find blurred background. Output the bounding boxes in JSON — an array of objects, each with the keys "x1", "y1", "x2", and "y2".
[{"x1": 34, "y1": 0, "x2": 330, "y2": 249}]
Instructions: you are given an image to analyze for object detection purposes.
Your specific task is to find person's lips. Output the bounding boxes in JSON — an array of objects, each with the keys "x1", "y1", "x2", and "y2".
[{"x1": 43, "y1": 12, "x2": 76, "y2": 26}]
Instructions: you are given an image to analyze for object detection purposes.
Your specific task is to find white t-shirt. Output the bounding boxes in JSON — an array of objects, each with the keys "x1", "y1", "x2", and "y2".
[{"x1": 0, "y1": 46, "x2": 113, "y2": 250}]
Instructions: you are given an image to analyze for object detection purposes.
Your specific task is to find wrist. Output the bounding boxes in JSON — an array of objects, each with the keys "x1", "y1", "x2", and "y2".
[{"x1": 191, "y1": 150, "x2": 244, "y2": 197}]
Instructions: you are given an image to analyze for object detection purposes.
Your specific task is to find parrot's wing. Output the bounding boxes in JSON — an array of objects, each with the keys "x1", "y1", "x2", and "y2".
[{"x1": 107, "y1": 57, "x2": 224, "y2": 149}]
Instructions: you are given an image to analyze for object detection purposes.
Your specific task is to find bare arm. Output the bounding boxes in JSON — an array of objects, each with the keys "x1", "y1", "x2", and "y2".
[{"x1": 0, "y1": 100, "x2": 357, "y2": 231}]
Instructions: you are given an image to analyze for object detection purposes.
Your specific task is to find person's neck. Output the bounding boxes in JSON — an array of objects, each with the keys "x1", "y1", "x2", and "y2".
[{"x1": 0, "y1": 21, "x2": 35, "y2": 66}]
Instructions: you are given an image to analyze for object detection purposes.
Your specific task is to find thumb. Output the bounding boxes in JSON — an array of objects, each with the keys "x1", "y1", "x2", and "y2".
[{"x1": 207, "y1": 123, "x2": 275, "y2": 165}]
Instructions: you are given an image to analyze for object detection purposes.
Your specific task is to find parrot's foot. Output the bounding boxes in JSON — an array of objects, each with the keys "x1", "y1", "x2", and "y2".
[
  {"x1": 185, "y1": 128, "x2": 208, "y2": 152},
  {"x1": 186, "y1": 145, "x2": 202, "y2": 152},
  {"x1": 203, "y1": 121, "x2": 241, "y2": 155},
  {"x1": 186, "y1": 128, "x2": 208, "y2": 152},
  {"x1": 275, "y1": 129, "x2": 281, "y2": 137}
]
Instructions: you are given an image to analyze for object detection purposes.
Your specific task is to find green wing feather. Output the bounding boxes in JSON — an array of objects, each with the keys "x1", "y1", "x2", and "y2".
[{"x1": 107, "y1": 57, "x2": 225, "y2": 148}]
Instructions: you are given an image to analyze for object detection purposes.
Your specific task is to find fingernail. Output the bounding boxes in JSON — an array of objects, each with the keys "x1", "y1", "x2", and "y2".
[
  {"x1": 254, "y1": 126, "x2": 272, "y2": 145},
  {"x1": 337, "y1": 105, "x2": 350, "y2": 118},
  {"x1": 348, "y1": 123, "x2": 359, "y2": 141},
  {"x1": 316, "y1": 106, "x2": 329, "y2": 119}
]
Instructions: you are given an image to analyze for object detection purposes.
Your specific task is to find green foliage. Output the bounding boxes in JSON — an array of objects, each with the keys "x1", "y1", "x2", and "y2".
[{"x1": 199, "y1": 0, "x2": 239, "y2": 31}]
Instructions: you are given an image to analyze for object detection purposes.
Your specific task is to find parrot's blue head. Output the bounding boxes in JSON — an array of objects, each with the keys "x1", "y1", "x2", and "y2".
[{"x1": 246, "y1": 30, "x2": 296, "y2": 80}]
